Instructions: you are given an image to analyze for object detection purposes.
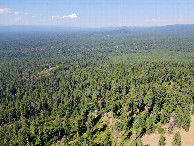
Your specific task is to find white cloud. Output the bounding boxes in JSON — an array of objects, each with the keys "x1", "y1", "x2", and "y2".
[
  {"x1": 13, "y1": 11, "x2": 20, "y2": 15},
  {"x1": 0, "y1": 8, "x2": 20, "y2": 15},
  {"x1": 12, "y1": 17, "x2": 22, "y2": 24},
  {"x1": 0, "y1": 8, "x2": 10, "y2": 13},
  {"x1": 52, "y1": 13, "x2": 78, "y2": 19},
  {"x1": 144, "y1": 16, "x2": 194, "y2": 25}
]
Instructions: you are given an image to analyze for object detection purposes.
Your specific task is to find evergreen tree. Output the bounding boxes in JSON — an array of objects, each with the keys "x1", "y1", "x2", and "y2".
[
  {"x1": 158, "y1": 134, "x2": 165, "y2": 146},
  {"x1": 172, "y1": 132, "x2": 181, "y2": 146},
  {"x1": 146, "y1": 117, "x2": 152, "y2": 135},
  {"x1": 191, "y1": 105, "x2": 194, "y2": 115},
  {"x1": 0, "y1": 29, "x2": 193, "y2": 145}
]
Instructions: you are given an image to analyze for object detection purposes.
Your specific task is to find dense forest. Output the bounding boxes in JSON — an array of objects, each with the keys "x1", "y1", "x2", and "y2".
[{"x1": 0, "y1": 25, "x2": 194, "y2": 145}]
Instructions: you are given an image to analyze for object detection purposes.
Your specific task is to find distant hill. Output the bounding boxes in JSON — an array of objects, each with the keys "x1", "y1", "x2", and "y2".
[{"x1": 0, "y1": 24, "x2": 194, "y2": 33}]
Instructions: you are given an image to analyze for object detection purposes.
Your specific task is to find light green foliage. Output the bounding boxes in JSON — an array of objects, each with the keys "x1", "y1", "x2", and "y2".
[
  {"x1": 172, "y1": 132, "x2": 181, "y2": 146},
  {"x1": 158, "y1": 127, "x2": 165, "y2": 135},
  {"x1": 146, "y1": 117, "x2": 152, "y2": 135},
  {"x1": 158, "y1": 134, "x2": 165, "y2": 146},
  {"x1": 132, "y1": 139, "x2": 143, "y2": 146}
]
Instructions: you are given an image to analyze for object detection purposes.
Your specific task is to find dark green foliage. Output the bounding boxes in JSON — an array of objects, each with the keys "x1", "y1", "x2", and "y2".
[
  {"x1": 0, "y1": 27, "x2": 193, "y2": 145},
  {"x1": 191, "y1": 105, "x2": 194, "y2": 115},
  {"x1": 172, "y1": 132, "x2": 181, "y2": 146}
]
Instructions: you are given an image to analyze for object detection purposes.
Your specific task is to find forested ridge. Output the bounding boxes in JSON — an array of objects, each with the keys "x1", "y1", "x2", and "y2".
[{"x1": 0, "y1": 26, "x2": 194, "y2": 145}]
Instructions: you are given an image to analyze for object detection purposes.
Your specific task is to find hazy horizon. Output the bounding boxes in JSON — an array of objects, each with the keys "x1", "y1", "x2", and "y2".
[{"x1": 0, "y1": 23, "x2": 194, "y2": 29}]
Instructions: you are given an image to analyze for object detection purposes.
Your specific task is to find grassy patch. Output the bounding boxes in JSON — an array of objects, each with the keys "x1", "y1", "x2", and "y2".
[{"x1": 109, "y1": 49, "x2": 194, "y2": 63}]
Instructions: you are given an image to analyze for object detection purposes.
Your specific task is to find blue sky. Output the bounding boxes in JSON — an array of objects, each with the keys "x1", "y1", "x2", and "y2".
[{"x1": 0, "y1": 0, "x2": 194, "y2": 27}]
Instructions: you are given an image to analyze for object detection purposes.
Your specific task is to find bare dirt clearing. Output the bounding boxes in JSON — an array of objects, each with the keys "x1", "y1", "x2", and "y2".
[{"x1": 141, "y1": 115, "x2": 194, "y2": 146}]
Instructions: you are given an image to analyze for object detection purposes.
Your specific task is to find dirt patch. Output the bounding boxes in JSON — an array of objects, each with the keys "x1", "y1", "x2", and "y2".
[
  {"x1": 141, "y1": 114, "x2": 194, "y2": 146},
  {"x1": 92, "y1": 110, "x2": 98, "y2": 118},
  {"x1": 97, "y1": 111, "x2": 123, "y2": 145},
  {"x1": 40, "y1": 65, "x2": 58, "y2": 75},
  {"x1": 101, "y1": 111, "x2": 122, "y2": 128}
]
